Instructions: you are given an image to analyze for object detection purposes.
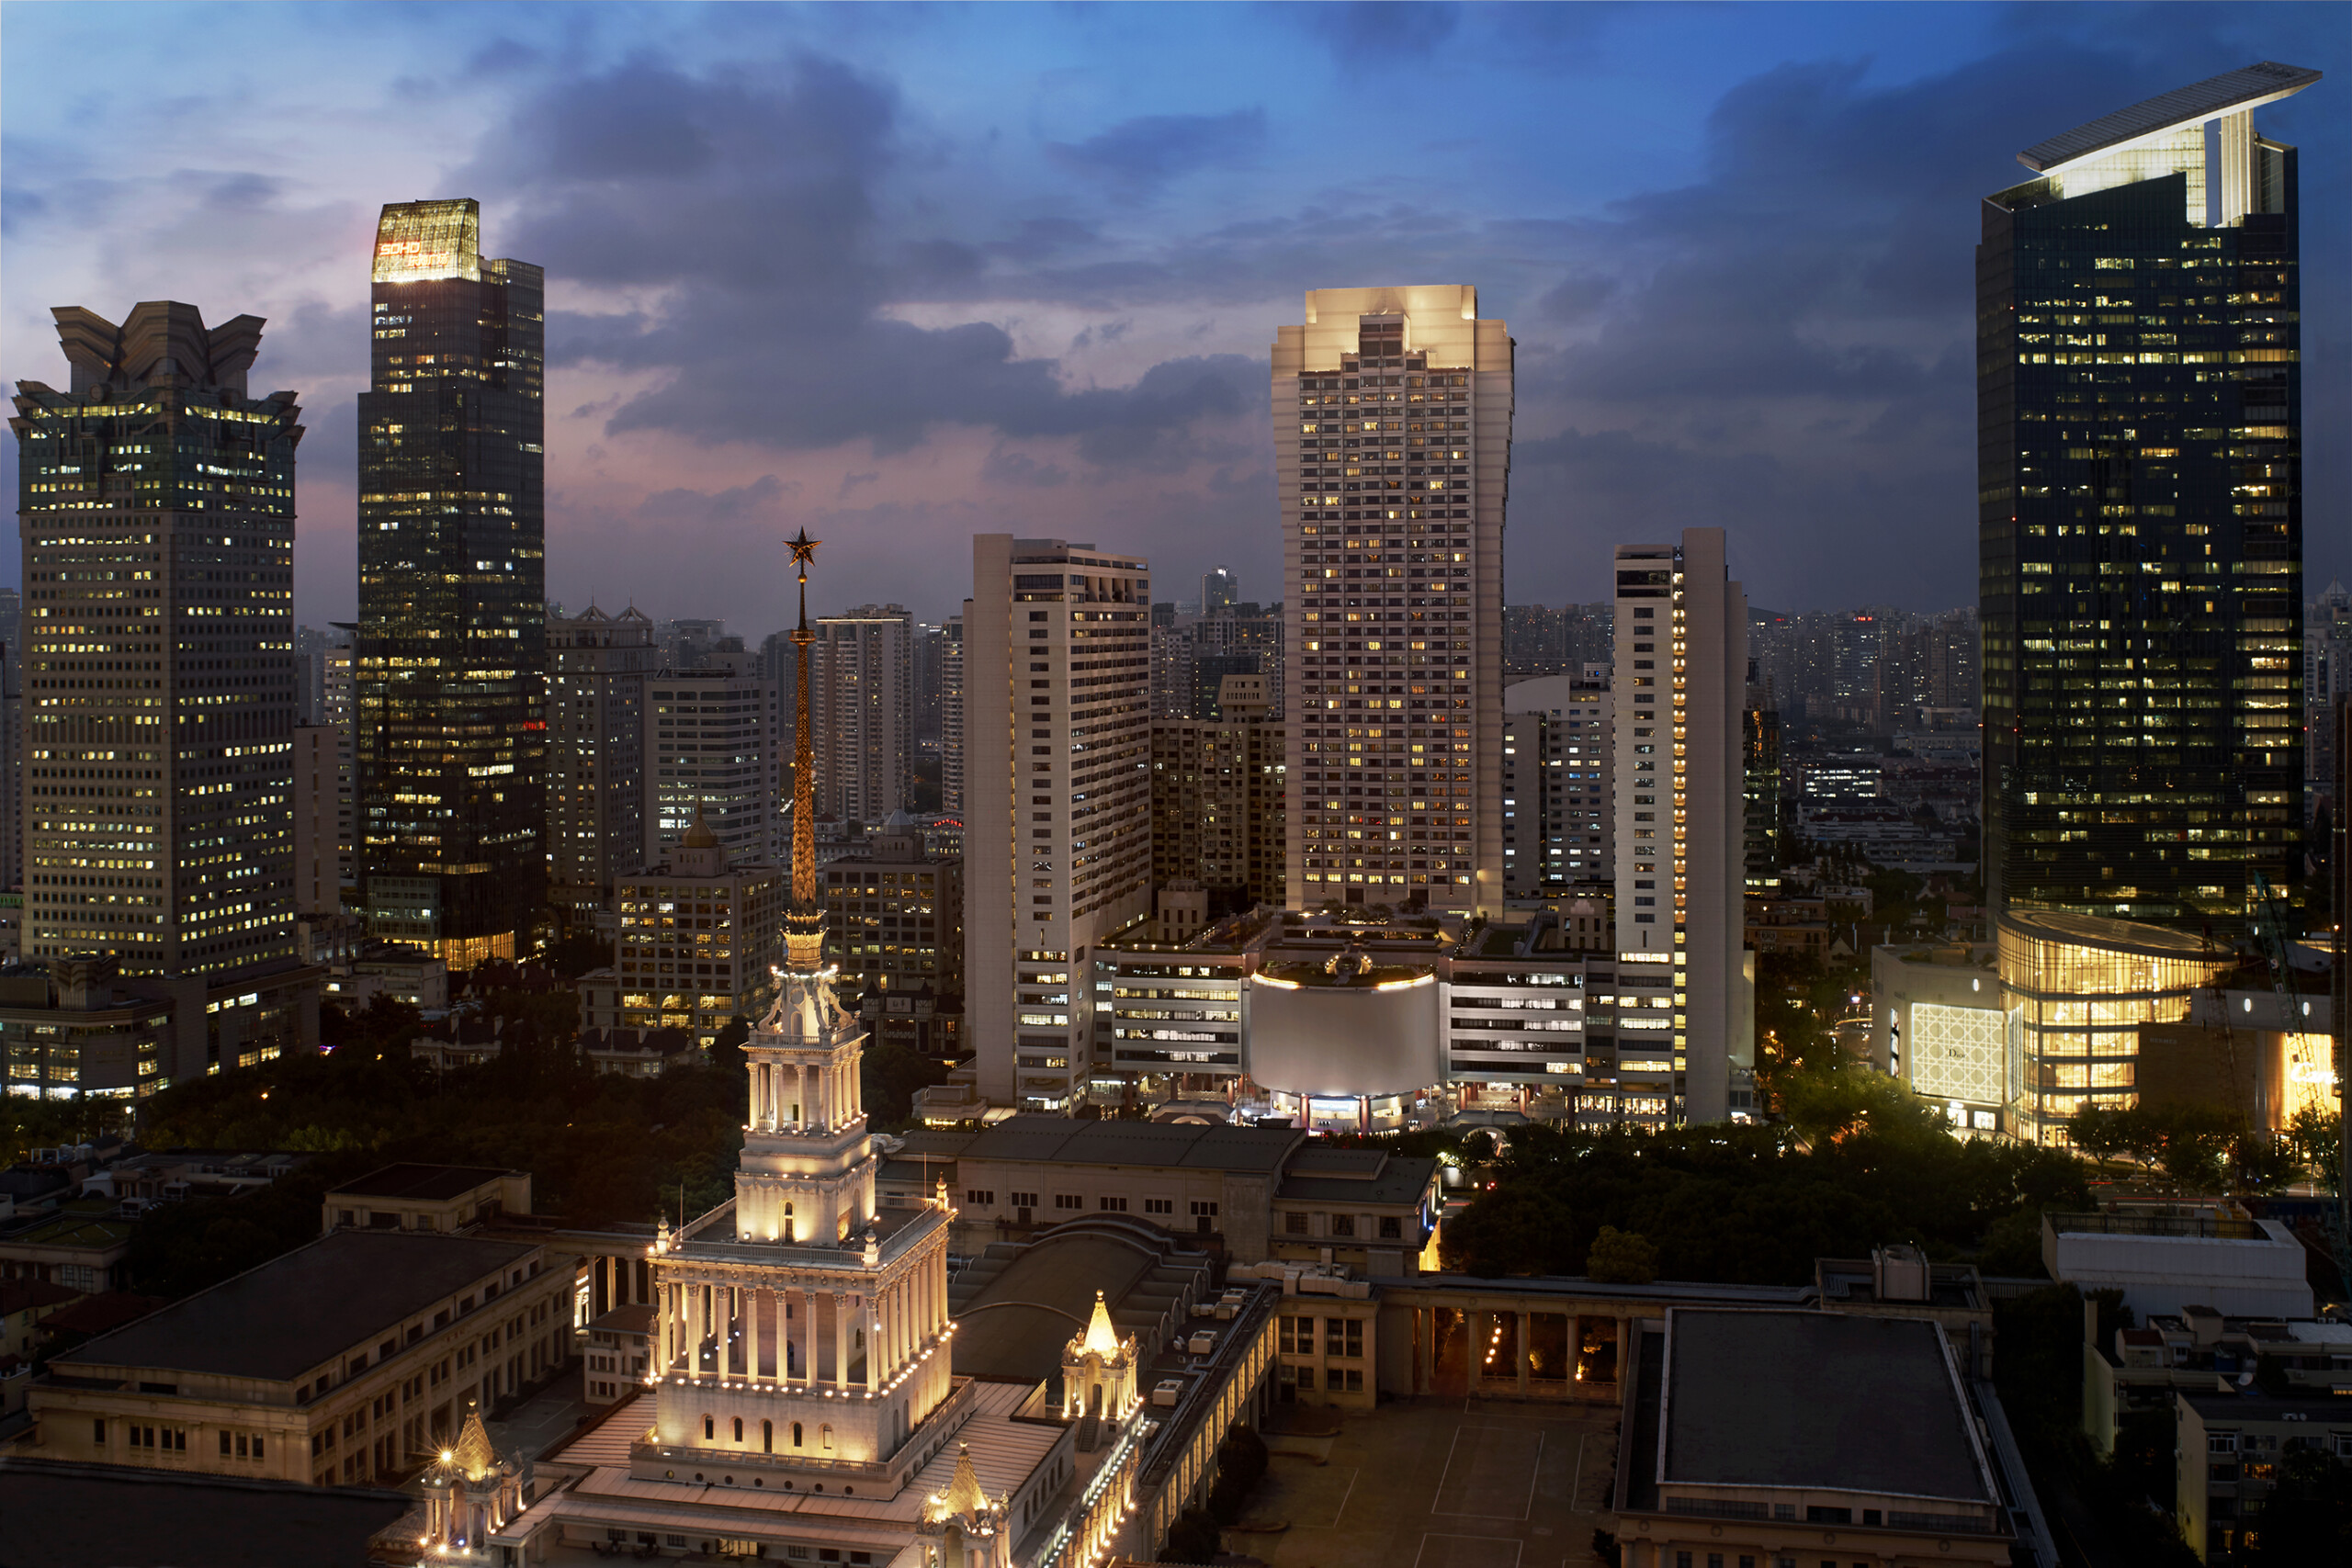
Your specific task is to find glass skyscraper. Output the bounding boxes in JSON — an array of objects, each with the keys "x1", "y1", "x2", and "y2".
[
  {"x1": 1979, "y1": 62, "x2": 2319, "y2": 931},
  {"x1": 356, "y1": 199, "x2": 547, "y2": 966}
]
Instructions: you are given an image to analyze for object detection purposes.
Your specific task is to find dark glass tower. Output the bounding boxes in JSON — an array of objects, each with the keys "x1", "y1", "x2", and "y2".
[
  {"x1": 356, "y1": 199, "x2": 546, "y2": 966},
  {"x1": 1979, "y1": 62, "x2": 2319, "y2": 932}
]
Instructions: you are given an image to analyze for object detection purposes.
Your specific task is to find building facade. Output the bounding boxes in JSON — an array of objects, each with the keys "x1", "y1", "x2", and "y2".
[
  {"x1": 1979, "y1": 63, "x2": 2316, "y2": 931},
  {"x1": 291, "y1": 725, "x2": 342, "y2": 918},
  {"x1": 645, "y1": 666, "x2": 780, "y2": 871},
  {"x1": 11, "y1": 301, "x2": 302, "y2": 977},
  {"x1": 812, "y1": 604, "x2": 913, "y2": 827},
  {"x1": 1149, "y1": 682, "x2": 1287, "y2": 915},
  {"x1": 1612, "y1": 530, "x2": 1752, "y2": 1123},
  {"x1": 1500, "y1": 671, "x2": 1612, "y2": 895},
  {"x1": 966, "y1": 536, "x2": 1153, "y2": 1111},
  {"x1": 355, "y1": 199, "x2": 547, "y2": 967},
  {"x1": 820, "y1": 822, "x2": 964, "y2": 1009},
  {"x1": 1276, "y1": 285, "x2": 1512, "y2": 918},
  {"x1": 613, "y1": 814, "x2": 784, "y2": 1049},
  {"x1": 547, "y1": 605, "x2": 653, "y2": 934}
]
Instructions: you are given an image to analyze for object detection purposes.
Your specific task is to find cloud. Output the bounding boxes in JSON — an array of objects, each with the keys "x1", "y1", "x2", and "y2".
[
  {"x1": 981, "y1": 446, "x2": 1069, "y2": 488},
  {"x1": 1300, "y1": 3, "x2": 1458, "y2": 63},
  {"x1": 1046, "y1": 109, "x2": 1266, "y2": 194}
]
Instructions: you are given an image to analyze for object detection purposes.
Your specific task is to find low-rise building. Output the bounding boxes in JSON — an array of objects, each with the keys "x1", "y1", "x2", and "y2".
[
  {"x1": 2043, "y1": 1208, "x2": 2313, "y2": 1319},
  {"x1": 582, "y1": 1303, "x2": 655, "y2": 1407},
  {"x1": 1611, "y1": 1308, "x2": 2014, "y2": 1568},
  {"x1": 0, "y1": 1198, "x2": 136, "y2": 1292},
  {"x1": 2086, "y1": 1304, "x2": 2352, "y2": 1456},
  {"x1": 321, "y1": 939, "x2": 448, "y2": 1012},
  {"x1": 17, "y1": 1228, "x2": 572, "y2": 1486},
  {"x1": 2175, "y1": 1386, "x2": 2352, "y2": 1564},
  {"x1": 323, "y1": 1165, "x2": 533, "y2": 1236},
  {"x1": 578, "y1": 1025, "x2": 695, "y2": 1077}
]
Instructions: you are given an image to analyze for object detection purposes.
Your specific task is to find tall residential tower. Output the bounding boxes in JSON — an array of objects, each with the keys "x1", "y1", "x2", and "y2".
[
  {"x1": 1274, "y1": 286, "x2": 1512, "y2": 917},
  {"x1": 356, "y1": 199, "x2": 547, "y2": 966},
  {"x1": 1979, "y1": 62, "x2": 2319, "y2": 930}
]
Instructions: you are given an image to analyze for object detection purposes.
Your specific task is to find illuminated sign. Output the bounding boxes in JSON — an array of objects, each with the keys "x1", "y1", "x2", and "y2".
[{"x1": 372, "y1": 199, "x2": 481, "y2": 285}]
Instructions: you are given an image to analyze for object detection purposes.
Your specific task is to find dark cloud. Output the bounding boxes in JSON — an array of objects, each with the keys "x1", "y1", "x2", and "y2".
[
  {"x1": 981, "y1": 446, "x2": 1069, "y2": 488},
  {"x1": 1536, "y1": 272, "x2": 1616, "y2": 324},
  {"x1": 1301, "y1": 3, "x2": 1458, "y2": 63},
  {"x1": 1046, "y1": 109, "x2": 1266, "y2": 194},
  {"x1": 466, "y1": 37, "x2": 539, "y2": 76},
  {"x1": 465, "y1": 53, "x2": 1263, "y2": 467}
]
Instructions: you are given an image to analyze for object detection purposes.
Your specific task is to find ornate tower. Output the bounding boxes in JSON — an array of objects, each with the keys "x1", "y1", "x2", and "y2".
[{"x1": 638, "y1": 531, "x2": 961, "y2": 1485}]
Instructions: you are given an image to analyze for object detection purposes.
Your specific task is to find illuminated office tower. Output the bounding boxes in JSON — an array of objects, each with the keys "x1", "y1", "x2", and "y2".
[
  {"x1": 812, "y1": 604, "x2": 912, "y2": 826},
  {"x1": 645, "y1": 666, "x2": 778, "y2": 869},
  {"x1": 355, "y1": 199, "x2": 546, "y2": 966},
  {"x1": 1274, "y1": 285, "x2": 1512, "y2": 916},
  {"x1": 1980, "y1": 62, "x2": 2318, "y2": 929},
  {"x1": 965, "y1": 536, "x2": 1152, "y2": 1110},
  {"x1": 548, "y1": 606, "x2": 654, "y2": 933},
  {"x1": 939, "y1": 614, "x2": 964, "y2": 815},
  {"x1": 1613, "y1": 531, "x2": 1750, "y2": 1123},
  {"x1": 10, "y1": 301, "x2": 303, "y2": 976}
]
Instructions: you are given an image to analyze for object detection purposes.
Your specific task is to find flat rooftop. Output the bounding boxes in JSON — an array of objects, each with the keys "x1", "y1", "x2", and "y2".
[
  {"x1": 1661, "y1": 1309, "x2": 1991, "y2": 1504},
  {"x1": 329, "y1": 1162, "x2": 515, "y2": 1201},
  {"x1": 956, "y1": 1114, "x2": 1303, "y2": 1173},
  {"x1": 58, "y1": 1229, "x2": 536, "y2": 1383},
  {"x1": 2018, "y1": 61, "x2": 2323, "y2": 173},
  {"x1": 0, "y1": 1464, "x2": 409, "y2": 1568}
]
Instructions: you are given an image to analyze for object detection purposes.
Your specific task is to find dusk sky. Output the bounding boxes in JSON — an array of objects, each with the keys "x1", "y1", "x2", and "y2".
[{"x1": 4, "y1": 2, "x2": 2344, "y2": 637}]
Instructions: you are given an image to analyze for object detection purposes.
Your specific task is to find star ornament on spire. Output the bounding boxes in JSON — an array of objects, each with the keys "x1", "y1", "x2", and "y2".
[{"x1": 786, "y1": 527, "x2": 821, "y2": 572}]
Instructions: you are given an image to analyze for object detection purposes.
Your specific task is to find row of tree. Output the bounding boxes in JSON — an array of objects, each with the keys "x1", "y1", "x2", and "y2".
[{"x1": 2064, "y1": 1102, "x2": 2343, "y2": 1193}]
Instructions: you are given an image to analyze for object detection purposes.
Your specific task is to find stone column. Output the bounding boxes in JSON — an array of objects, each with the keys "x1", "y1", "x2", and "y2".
[
  {"x1": 718, "y1": 1285, "x2": 732, "y2": 1381},
  {"x1": 687, "y1": 1280, "x2": 704, "y2": 1379},
  {"x1": 831, "y1": 1291, "x2": 849, "y2": 1390},
  {"x1": 865, "y1": 1292, "x2": 879, "y2": 1394}
]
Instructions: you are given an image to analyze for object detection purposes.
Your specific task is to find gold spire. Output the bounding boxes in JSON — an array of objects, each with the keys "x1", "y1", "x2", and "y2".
[
  {"x1": 929, "y1": 1442, "x2": 989, "y2": 1522},
  {"x1": 1080, "y1": 1289, "x2": 1122, "y2": 1358},
  {"x1": 786, "y1": 527, "x2": 824, "y2": 969},
  {"x1": 448, "y1": 1399, "x2": 499, "y2": 1482}
]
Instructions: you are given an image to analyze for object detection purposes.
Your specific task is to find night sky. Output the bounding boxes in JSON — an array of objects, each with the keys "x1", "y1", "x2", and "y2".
[{"x1": 3, "y1": 2, "x2": 2343, "y2": 634}]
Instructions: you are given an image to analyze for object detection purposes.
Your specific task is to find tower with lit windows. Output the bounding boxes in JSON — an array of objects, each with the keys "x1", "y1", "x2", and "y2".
[
  {"x1": 355, "y1": 198, "x2": 546, "y2": 966},
  {"x1": 639, "y1": 531, "x2": 958, "y2": 1481},
  {"x1": 1274, "y1": 285, "x2": 1513, "y2": 918},
  {"x1": 1980, "y1": 62, "x2": 2319, "y2": 931}
]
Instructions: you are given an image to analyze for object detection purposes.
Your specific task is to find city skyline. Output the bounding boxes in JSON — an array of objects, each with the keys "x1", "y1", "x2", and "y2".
[{"x1": 4, "y1": 5, "x2": 2342, "y2": 634}]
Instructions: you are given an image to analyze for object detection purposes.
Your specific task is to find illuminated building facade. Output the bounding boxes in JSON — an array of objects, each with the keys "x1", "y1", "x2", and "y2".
[
  {"x1": 11, "y1": 301, "x2": 303, "y2": 978},
  {"x1": 645, "y1": 666, "x2": 781, "y2": 869},
  {"x1": 1149, "y1": 676, "x2": 1287, "y2": 913},
  {"x1": 1979, "y1": 63, "x2": 2318, "y2": 931},
  {"x1": 1997, "y1": 908, "x2": 2233, "y2": 1146},
  {"x1": 1500, "y1": 671, "x2": 1612, "y2": 894},
  {"x1": 1276, "y1": 285, "x2": 1512, "y2": 918},
  {"x1": 613, "y1": 810, "x2": 783, "y2": 1048},
  {"x1": 356, "y1": 199, "x2": 546, "y2": 967},
  {"x1": 965, "y1": 536, "x2": 1153, "y2": 1111},
  {"x1": 1612, "y1": 530, "x2": 1752, "y2": 1123}
]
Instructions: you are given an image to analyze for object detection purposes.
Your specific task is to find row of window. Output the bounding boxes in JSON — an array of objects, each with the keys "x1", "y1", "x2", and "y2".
[
  {"x1": 1282, "y1": 1212, "x2": 1406, "y2": 1239},
  {"x1": 1278, "y1": 1315, "x2": 1364, "y2": 1358},
  {"x1": 963, "y1": 1190, "x2": 1222, "y2": 1220}
]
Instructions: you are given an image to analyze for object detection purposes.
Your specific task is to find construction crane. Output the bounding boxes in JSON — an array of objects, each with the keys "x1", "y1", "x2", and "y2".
[{"x1": 2256, "y1": 872, "x2": 2352, "y2": 1301}]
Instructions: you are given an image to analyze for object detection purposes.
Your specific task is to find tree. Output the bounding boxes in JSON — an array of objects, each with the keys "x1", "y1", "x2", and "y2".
[
  {"x1": 1162, "y1": 1505, "x2": 1220, "y2": 1562},
  {"x1": 2285, "y1": 1106, "x2": 2344, "y2": 1193},
  {"x1": 2152, "y1": 1102, "x2": 2236, "y2": 1190},
  {"x1": 2245, "y1": 1444, "x2": 2352, "y2": 1560},
  {"x1": 1585, "y1": 1226, "x2": 1657, "y2": 1284},
  {"x1": 710, "y1": 1014, "x2": 752, "y2": 1079},
  {"x1": 2064, "y1": 1105, "x2": 2132, "y2": 1165}
]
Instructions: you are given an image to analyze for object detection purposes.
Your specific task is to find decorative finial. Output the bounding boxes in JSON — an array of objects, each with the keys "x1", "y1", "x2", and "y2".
[{"x1": 785, "y1": 528, "x2": 824, "y2": 964}]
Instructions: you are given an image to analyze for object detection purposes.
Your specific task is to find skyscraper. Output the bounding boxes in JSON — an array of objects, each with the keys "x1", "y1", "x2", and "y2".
[
  {"x1": 1979, "y1": 62, "x2": 2318, "y2": 930},
  {"x1": 355, "y1": 199, "x2": 546, "y2": 966},
  {"x1": 1275, "y1": 285, "x2": 1513, "y2": 916},
  {"x1": 645, "y1": 666, "x2": 779, "y2": 869},
  {"x1": 965, "y1": 536, "x2": 1152, "y2": 1110},
  {"x1": 938, "y1": 613, "x2": 964, "y2": 815},
  {"x1": 1613, "y1": 530, "x2": 1751, "y2": 1122},
  {"x1": 1201, "y1": 565, "x2": 1238, "y2": 614},
  {"x1": 11, "y1": 302, "x2": 302, "y2": 976},
  {"x1": 1500, "y1": 669, "x2": 1613, "y2": 894},
  {"x1": 812, "y1": 604, "x2": 913, "y2": 826},
  {"x1": 547, "y1": 605, "x2": 654, "y2": 933}
]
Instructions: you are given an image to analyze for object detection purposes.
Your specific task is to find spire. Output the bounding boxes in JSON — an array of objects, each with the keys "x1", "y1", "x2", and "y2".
[
  {"x1": 1080, "y1": 1289, "x2": 1121, "y2": 1358},
  {"x1": 785, "y1": 526, "x2": 825, "y2": 971}
]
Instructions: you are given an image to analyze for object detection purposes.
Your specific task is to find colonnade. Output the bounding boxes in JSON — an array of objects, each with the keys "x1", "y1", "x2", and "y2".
[
  {"x1": 658, "y1": 1264, "x2": 945, "y2": 1392},
  {"x1": 748, "y1": 1055, "x2": 862, "y2": 1133}
]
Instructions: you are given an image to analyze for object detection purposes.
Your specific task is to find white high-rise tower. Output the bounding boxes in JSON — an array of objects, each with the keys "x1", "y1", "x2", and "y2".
[{"x1": 1274, "y1": 285, "x2": 1513, "y2": 917}]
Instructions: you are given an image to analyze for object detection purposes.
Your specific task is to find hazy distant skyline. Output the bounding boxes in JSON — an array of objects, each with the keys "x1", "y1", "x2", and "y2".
[{"x1": 4, "y1": 2, "x2": 2343, "y2": 632}]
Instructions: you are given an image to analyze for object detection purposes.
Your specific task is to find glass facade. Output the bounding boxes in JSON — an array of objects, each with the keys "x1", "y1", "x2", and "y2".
[
  {"x1": 1998, "y1": 909, "x2": 2233, "y2": 1145},
  {"x1": 1979, "y1": 78, "x2": 2306, "y2": 931},
  {"x1": 356, "y1": 200, "x2": 546, "y2": 964},
  {"x1": 10, "y1": 302, "x2": 301, "y2": 976}
]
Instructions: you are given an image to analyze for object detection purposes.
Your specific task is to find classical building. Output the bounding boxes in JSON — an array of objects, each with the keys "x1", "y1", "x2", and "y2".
[
  {"x1": 547, "y1": 606, "x2": 654, "y2": 935},
  {"x1": 1979, "y1": 63, "x2": 2318, "y2": 930},
  {"x1": 11, "y1": 301, "x2": 304, "y2": 977},
  {"x1": 965, "y1": 537, "x2": 1153, "y2": 1111},
  {"x1": 613, "y1": 809, "x2": 785, "y2": 1049},
  {"x1": 356, "y1": 198, "x2": 547, "y2": 968},
  {"x1": 1276, "y1": 285, "x2": 1513, "y2": 916},
  {"x1": 1612, "y1": 529, "x2": 1753, "y2": 1122},
  {"x1": 22, "y1": 1227, "x2": 571, "y2": 1486}
]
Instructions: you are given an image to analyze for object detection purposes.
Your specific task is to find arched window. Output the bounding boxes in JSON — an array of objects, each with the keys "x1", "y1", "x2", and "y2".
[
  {"x1": 791, "y1": 1422, "x2": 804, "y2": 1448},
  {"x1": 762, "y1": 1420, "x2": 774, "y2": 1453},
  {"x1": 702, "y1": 1415, "x2": 714, "y2": 1440},
  {"x1": 732, "y1": 1416, "x2": 743, "y2": 1443}
]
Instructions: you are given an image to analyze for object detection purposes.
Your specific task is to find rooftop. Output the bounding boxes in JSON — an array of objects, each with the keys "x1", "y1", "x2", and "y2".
[
  {"x1": 55, "y1": 1229, "x2": 537, "y2": 1383},
  {"x1": 1277, "y1": 1154, "x2": 1438, "y2": 1207},
  {"x1": 0, "y1": 1464, "x2": 410, "y2": 1568},
  {"x1": 949, "y1": 1223, "x2": 1208, "y2": 1384},
  {"x1": 2018, "y1": 61, "x2": 2323, "y2": 174},
  {"x1": 1659, "y1": 1309, "x2": 1992, "y2": 1504},
  {"x1": 329, "y1": 1162, "x2": 516, "y2": 1201},
  {"x1": 956, "y1": 1114, "x2": 1303, "y2": 1173}
]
